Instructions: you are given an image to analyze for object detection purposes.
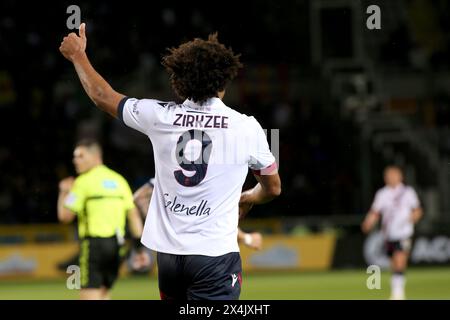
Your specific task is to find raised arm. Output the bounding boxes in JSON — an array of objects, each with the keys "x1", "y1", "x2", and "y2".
[{"x1": 59, "y1": 23, "x2": 125, "y2": 118}]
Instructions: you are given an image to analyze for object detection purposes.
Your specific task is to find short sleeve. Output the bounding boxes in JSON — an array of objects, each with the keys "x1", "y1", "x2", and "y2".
[
  {"x1": 248, "y1": 117, "x2": 277, "y2": 175},
  {"x1": 409, "y1": 188, "x2": 420, "y2": 209},
  {"x1": 64, "y1": 179, "x2": 86, "y2": 214},
  {"x1": 118, "y1": 97, "x2": 162, "y2": 134},
  {"x1": 370, "y1": 190, "x2": 383, "y2": 213}
]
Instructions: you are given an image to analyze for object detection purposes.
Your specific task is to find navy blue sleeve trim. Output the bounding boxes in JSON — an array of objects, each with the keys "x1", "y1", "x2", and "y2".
[{"x1": 117, "y1": 96, "x2": 129, "y2": 123}]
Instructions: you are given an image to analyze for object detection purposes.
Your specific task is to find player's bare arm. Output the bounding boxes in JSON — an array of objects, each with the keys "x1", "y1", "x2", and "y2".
[
  {"x1": 133, "y1": 183, "x2": 153, "y2": 218},
  {"x1": 59, "y1": 23, "x2": 124, "y2": 118},
  {"x1": 127, "y1": 207, "x2": 144, "y2": 239},
  {"x1": 57, "y1": 177, "x2": 76, "y2": 224},
  {"x1": 127, "y1": 206, "x2": 150, "y2": 269},
  {"x1": 238, "y1": 228, "x2": 263, "y2": 250},
  {"x1": 239, "y1": 170, "x2": 281, "y2": 219},
  {"x1": 411, "y1": 207, "x2": 423, "y2": 224},
  {"x1": 361, "y1": 210, "x2": 380, "y2": 234}
]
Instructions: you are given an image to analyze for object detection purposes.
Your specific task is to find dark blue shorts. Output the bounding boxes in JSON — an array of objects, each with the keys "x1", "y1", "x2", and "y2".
[
  {"x1": 385, "y1": 238, "x2": 412, "y2": 257},
  {"x1": 157, "y1": 251, "x2": 242, "y2": 300}
]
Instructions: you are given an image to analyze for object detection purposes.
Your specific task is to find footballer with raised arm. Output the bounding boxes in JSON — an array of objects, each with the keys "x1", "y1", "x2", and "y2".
[{"x1": 59, "y1": 23, "x2": 281, "y2": 300}]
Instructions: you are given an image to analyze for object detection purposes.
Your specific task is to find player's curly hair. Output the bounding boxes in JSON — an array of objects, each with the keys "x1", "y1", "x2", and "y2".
[{"x1": 162, "y1": 33, "x2": 243, "y2": 104}]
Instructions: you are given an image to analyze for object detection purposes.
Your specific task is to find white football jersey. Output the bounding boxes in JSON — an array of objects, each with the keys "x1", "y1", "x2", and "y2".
[
  {"x1": 119, "y1": 97, "x2": 276, "y2": 256},
  {"x1": 371, "y1": 183, "x2": 420, "y2": 241}
]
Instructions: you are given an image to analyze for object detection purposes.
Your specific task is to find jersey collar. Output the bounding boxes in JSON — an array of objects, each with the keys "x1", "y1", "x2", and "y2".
[
  {"x1": 82, "y1": 164, "x2": 105, "y2": 175},
  {"x1": 388, "y1": 183, "x2": 405, "y2": 192},
  {"x1": 183, "y1": 97, "x2": 224, "y2": 110}
]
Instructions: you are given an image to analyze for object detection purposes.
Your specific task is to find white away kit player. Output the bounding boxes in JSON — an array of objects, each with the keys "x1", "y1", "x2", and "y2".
[
  {"x1": 59, "y1": 25, "x2": 281, "y2": 300},
  {"x1": 362, "y1": 166, "x2": 423, "y2": 300}
]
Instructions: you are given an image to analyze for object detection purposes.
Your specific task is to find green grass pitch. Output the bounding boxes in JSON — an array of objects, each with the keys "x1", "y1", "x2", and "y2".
[{"x1": 1, "y1": 267, "x2": 449, "y2": 300}]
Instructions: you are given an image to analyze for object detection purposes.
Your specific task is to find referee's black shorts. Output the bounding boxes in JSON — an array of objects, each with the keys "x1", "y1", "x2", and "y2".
[
  {"x1": 157, "y1": 251, "x2": 242, "y2": 300},
  {"x1": 79, "y1": 236, "x2": 121, "y2": 289}
]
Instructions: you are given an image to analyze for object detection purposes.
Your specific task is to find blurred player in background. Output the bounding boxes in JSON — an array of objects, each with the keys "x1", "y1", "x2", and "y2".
[
  {"x1": 361, "y1": 165, "x2": 423, "y2": 300},
  {"x1": 59, "y1": 23, "x2": 281, "y2": 300},
  {"x1": 133, "y1": 178, "x2": 264, "y2": 251},
  {"x1": 57, "y1": 139, "x2": 145, "y2": 300}
]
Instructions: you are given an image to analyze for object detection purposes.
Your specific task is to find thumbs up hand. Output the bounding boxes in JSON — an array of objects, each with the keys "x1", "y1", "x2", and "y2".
[{"x1": 59, "y1": 23, "x2": 87, "y2": 62}]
